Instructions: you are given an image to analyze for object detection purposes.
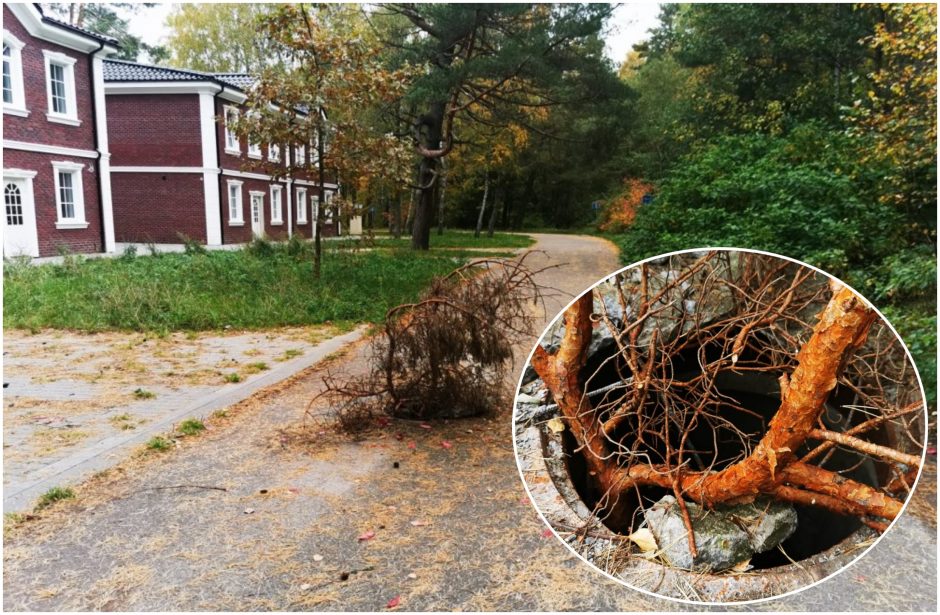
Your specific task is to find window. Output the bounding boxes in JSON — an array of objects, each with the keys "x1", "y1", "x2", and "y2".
[
  {"x1": 311, "y1": 195, "x2": 320, "y2": 222},
  {"x1": 2, "y1": 32, "x2": 25, "y2": 115},
  {"x1": 294, "y1": 144, "x2": 306, "y2": 167},
  {"x1": 224, "y1": 106, "x2": 240, "y2": 154},
  {"x1": 247, "y1": 139, "x2": 262, "y2": 158},
  {"x1": 5, "y1": 182, "x2": 23, "y2": 225},
  {"x1": 268, "y1": 142, "x2": 280, "y2": 163},
  {"x1": 43, "y1": 51, "x2": 78, "y2": 124},
  {"x1": 296, "y1": 188, "x2": 307, "y2": 224},
  {"x1": 52, "y1": 161, "x2": 86, "y2": 228},
  {"x1": 227, "y1": 180, "x2": 244, "y2": 225},
  {"x1": 270, "y1": 185, "x2": 283, "y2": 224}
]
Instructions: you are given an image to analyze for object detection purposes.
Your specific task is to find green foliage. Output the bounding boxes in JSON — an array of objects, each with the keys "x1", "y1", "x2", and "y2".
[
  {"x1": 4, "y1": 246, "x2": 467, "y2": 332},
  {"x1": 146, "y1": 436, "x2": 172, "y2": 451},
  {"x1": 133, "y1": 388, "x2": 156, "y2": 400},
  {"x1": 224, "y1": 373, "x2": 241, "y2": 384},
  {"x1": 34, "y1": 486, "x2": 75, "y2": 511},
  {"x1": 177, "y1": 419, "x2": 205, "y2": 436},
  {"x1": 618, "y1": 126, "x2": 900, "y2": 271}
]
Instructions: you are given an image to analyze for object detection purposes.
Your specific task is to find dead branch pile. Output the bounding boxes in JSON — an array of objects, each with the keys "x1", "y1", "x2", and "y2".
[
  {"x1": 529, "y1": 251, "x2": 925, "y2": 553},
  {"x1": 317, "y1": 253, "x2": 548, "y2": 427}
]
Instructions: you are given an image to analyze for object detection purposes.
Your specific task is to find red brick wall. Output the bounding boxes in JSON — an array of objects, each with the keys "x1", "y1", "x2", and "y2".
[
  {"x1": 111, "y1": 172, "x2": 207, "y2": 243},
  {"x1": 3, "y1": 149, "x2": 102, "y2": 256},
  {"x1": 106, "y1": 94, "x2": 202, "y2": 166},
  {"x1": 2, "y1": 5, "x2": 96, "y2": 148},
  {"x1": 213, "y1": 97, "x2": 338, "y2": 240}
]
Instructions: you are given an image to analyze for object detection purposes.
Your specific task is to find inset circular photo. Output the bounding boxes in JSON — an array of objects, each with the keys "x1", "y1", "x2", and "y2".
[{"x1": 513, "y1": 249, "x2": 928, "y2": 604}]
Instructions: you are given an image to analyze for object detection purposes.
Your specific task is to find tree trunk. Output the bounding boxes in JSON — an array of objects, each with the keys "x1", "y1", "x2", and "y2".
[
  {"x1": 411, "y1": 101, "x2": 445, "y2": 250},
  {"x1": 475, "y1": 169, "x2": 490, "y2": 238},
  {"x1": 486, "y1": 183, "x2": 500, "y2": 237},
  {"x1": 437, "y1": 159, "x2": 447, "y2": 236},
  {"x1": 313, "y1": 117, "x2": 325, "y2": 279},
  {"x1": 392, "y1": 189, "x2": 403, "y2": 239}
]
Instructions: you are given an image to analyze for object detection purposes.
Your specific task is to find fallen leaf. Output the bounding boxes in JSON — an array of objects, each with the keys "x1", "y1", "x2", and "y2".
[
  {"x1": 407, "y1": 441, "x2": 416, "y2": 450},
  {"x1": 440, "y1": 440, "x2": 453, "y2": 449},
  {"x1": 386, "y1": 595, "x2": 401, "y2": 609},
  {"x1": 927, "y1": 446, "x2": 936, "y2": 456},
  {"x1": 516, "y1": 392, "x2": 542, "y2": 404},
  {"x1": 419, "y1": 423, "x2": 432, "y2": 429},
  {"x1": 410, "y1": 520, "x2": 432, "y2": 527},
  {"x1": 540, "y1": 528, "x2": 554, "y2": 538},
  {"x1": 628, "y1": 528, "x2": 658, "y2": 554},
  {"x1": 313, "y1": 554, "x2": 324, "y2": 562},
  {"x1": 406, "y1": 573, "x2": 417, "y2": 580},
  {"x1": 357, "y1": 530, "x2": 376, "y2": 542},
  {"x1": 731, "y1": 558, "x2": 752, "y2": 572},
  {"x1": 299, "y1": 583, "x2": 311, "y2": 591},
  {"x1": 395, "y1": 433, "x2": 404, "y2": 441},
  {"x1": 546, "y1": 417, "x2": 566, "y2": 433},
  {"x1": 287, "y1": 487, "x2": 300, "y2": 494},
  {"x1": 243, "y1": 508, "x2": 255, "y2": 515}
]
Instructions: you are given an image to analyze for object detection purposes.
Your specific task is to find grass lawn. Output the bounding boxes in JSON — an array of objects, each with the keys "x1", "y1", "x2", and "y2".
[
  {"x1": 3, "y1": 239, "x2": 520, "y2": 332},
  {"x1": 365, "y1": 228, "x2": 536, "y2": 250}
]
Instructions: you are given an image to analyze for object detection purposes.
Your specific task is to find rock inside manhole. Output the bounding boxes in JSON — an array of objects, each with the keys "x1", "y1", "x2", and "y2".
[{"x1": 644, "y1": 495, "x2": 798, "y2": 573}]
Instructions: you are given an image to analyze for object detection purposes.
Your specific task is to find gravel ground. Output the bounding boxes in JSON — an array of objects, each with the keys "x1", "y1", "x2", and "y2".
[{"x1": 3, "y1": 234, "x2": 936, "y2": 611}]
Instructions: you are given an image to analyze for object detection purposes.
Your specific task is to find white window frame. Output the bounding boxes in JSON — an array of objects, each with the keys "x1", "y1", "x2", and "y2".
[
  {"x1": 270, "y1": 184, "x2": 283, "y2": 224},
  {"x1": 268, "y1": 142, "x2": 280, "y2": 163},
  {"x1": 247, "y1": 139, "x2": 262, "y2": 159},
  {"x1": 223, "y1": 105, "x2": 240, "y2": 155},
  {"x1": 296, "y1": 187, "x2": 307, "y2": 224},
  {"x1": 312, "y1": 194, "x2": 320, "y2": 222},
  {"x1": 43, "y1": 50, "x2": 79, "y2": 125},
  {"x1": 2, "y1": 31, "x2": 27, "y2": 116},
  {"x1": 226, "y1": 179, "x2": 244, "y2": 225},
  {"x1": 293, "y1": 144, "x2": 306, "y2": 167},
  {"x1": 51, "y1": 161, "x2": 88, "y2": 228}
]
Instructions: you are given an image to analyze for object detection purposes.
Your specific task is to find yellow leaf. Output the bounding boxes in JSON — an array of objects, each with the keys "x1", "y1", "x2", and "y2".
[
  {"x1": 731, "y1": 558, "x2": 752, "y2": 572},
  {"x1": 629, "y1": 528, "x2": 658, "y2": 554},
  {"x1": 546, "y1": 417, "x2": 566, "y2": 433}
]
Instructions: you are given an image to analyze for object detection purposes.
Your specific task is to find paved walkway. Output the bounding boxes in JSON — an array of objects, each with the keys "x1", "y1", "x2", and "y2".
[
  {"x1": 3, "y1": 234, "x2": 936, "y2": 611},
  {"x1": 3, "y1": 325, "x2": 365, "y2": 512}
]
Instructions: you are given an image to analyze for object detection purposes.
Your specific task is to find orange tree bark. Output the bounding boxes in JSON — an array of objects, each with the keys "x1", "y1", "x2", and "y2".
[{"x1": 532, "y1": 285, "x2": 907, "y2": 522}]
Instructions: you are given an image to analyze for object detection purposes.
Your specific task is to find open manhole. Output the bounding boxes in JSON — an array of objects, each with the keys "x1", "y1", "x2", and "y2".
[{"x1": 513, "y1": 249, "x2": 927, "y2": 604}]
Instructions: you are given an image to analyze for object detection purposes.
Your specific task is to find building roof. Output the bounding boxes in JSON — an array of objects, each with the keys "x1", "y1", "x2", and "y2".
[
  {"x1": 103, "y1": 60, "x2": 257, "y2": 96},
  {"x1": 212, "y1": 73, "x2": 257, "y2": 91},
  {"x1": 103, "y1": 59, "x2": 212, "y2": 82},
  {"x1": 34, "y1": 4, "x2": 119, "y2": 46}
]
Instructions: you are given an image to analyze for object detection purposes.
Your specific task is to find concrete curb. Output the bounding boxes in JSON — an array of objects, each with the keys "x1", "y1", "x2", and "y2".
[{"x1": 3, "y1": 326, "x2": 367, "y2": 513}]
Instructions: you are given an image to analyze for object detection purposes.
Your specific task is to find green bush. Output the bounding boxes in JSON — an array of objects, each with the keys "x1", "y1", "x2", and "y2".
[{"x1": 615, "y1": 124, "x2": 936, "y2": 404}]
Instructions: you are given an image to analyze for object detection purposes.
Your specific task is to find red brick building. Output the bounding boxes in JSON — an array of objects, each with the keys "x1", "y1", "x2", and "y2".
[
  {"x1": 2, "y1": 3, "x2": 119, "y2": 257},
  {"x1": 103, "y1": 60, "x2": 339, "y2": 246}
]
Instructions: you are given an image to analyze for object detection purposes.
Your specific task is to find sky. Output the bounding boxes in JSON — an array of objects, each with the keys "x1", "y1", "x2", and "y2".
[{"x1": 126, "y1": 2, "x2": 662, "y2": 66}]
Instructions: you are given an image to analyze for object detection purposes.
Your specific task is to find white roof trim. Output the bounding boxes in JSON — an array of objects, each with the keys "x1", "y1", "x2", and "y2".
[
  {"x1": 105, "y1": 81, "x2": 223, "y2": 96},
  {"x1": 7, "y1": 4, "x2": 118, "y2": 55}
]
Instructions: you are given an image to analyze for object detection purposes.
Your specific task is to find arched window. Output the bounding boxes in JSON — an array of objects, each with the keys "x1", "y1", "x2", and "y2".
[{"x1": 5, "y1": 182, "x2": 24, "y2": 225}]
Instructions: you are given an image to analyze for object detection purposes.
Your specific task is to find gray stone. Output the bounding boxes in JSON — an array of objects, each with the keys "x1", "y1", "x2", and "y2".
[{"x1": 644, "y1": 495, "x2": 797, "y2": 573}]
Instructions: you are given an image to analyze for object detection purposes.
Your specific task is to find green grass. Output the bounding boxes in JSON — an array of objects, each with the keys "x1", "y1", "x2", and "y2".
[
  {"x1": 245, "y1": 361, "x2": 269, "y2": 373},
  {"x1": 133, "y1": 388, "x2": 156, "y2": 400},
  {"x1": 224, "y1": 372, "x2": 242, "y2": 383},
  {"x1": 146, "y1": 436, "x2": 172, "y2": 451},
  {"x1": 177, "y1": 418, "x2": 205, "y2": 436},
  {"x1": 366, "y1": 228, "x2": 535, "y2": 250},
  {"x1": 34, "y1": 486, "x2": 75, "y2": 511},
  {"x1": 3, "y1": 243, "x2": 477, "y2": 332}
]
